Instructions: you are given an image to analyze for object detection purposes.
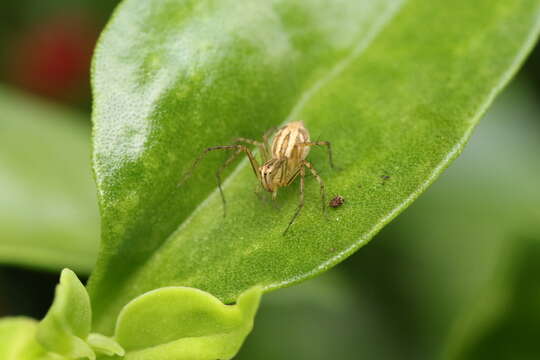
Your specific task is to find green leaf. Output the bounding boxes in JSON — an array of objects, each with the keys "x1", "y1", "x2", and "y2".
[
  {"x1": 0, "y1": 86, "x2": 99, "y2": 273},
  {"x1": 112, "y1": 286, "x2": 261, "y2": 360},
  {"x1": 37, "y1": 269, "x2": 95, "y2": 360},
  {"x1": 89, "y1": 0, "x2": 540, "y2": 332},
  {"x1": 0, "y1": 317, "x2": 63, "y2": 360}
]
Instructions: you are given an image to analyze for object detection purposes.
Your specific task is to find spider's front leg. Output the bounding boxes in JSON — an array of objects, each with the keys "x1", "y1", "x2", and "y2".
[
  {"x1": 301, "y1": 160, "x2": 326, "y2": 214},
  {"x1": 179, "y1": 144, "x2": 260, "y2": 216},
  {"x1": 232, "y1": 137, "x2": 269, "y2": 163},
  {"x1": 215, "y1": 148, "x2": 243, "y2": 216},
  {"x1": 296, "y1": 141, "x2": 334, "y2": 169},
  {"x1": 283, "y1": 165, "x2": 305, "y2": 235},
  {"x1": 262, "y1": 126, "x2": 277, "y2": 153}
]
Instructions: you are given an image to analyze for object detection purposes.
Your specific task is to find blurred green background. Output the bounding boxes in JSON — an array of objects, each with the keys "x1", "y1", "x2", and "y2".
[{"x1": 0, "y1": 1, "x2": 539, "y2": 359}]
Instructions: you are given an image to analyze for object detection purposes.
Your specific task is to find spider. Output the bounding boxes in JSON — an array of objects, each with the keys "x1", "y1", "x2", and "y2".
[{"x1": 179, "y1": 121, "x2": 334, "y2": 234}]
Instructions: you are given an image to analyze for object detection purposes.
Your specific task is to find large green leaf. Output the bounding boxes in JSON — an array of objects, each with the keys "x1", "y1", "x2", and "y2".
[
  {"x1": 0, "y1": 86, "x2": 99, "y2": 273},
  {"x1": 89, "y1": 0, "x2": 540, "y2": 332}
]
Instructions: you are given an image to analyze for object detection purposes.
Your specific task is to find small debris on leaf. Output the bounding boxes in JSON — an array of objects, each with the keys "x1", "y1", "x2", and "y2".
[{"x1": 329, "y1": 195, "x2": 345, "y2": 208}]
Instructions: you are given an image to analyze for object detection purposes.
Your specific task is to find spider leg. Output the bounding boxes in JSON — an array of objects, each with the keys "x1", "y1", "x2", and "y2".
[
  {"x1": 232, "y1": 137, "x2": 262, "y2": 147},
  {"x1": 215, "y1": 148, "x2": 242, "y2": 216},
  {"x1": 254, "y1": 182, "x2": 264, "y2": 201},
  {"x1": 283, "y1": 165, "x2": 305, "y2": 235},
  {"x1": 254, "y1": 183, "x2": 278, "y2": 209},
  {"x1": 263, "y1": 126, "x2": 277, "y2": 157},
  {"x1": 232, "y1": 137, "x2": 268, "y2": 162},
  {"x1": 301, "y1": 160, "x2": 326, "y2": 214},
  {"x1": 279, "y1": 157, "x2": 288, "y2": 185},
  {"x1": 296, "y1": 141, "x2": 334, "y2": 169},
  {"x1": 179, "y1": 145, "x2": 260, "y2": 185},
  {"x1": 178, "y1": 145, "x2": 260, "y2": 215}
]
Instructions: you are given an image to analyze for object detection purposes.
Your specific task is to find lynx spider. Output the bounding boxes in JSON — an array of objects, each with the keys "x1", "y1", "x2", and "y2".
[{"x1": 180, "y1": 121, "x2": 334, "y2": 234}]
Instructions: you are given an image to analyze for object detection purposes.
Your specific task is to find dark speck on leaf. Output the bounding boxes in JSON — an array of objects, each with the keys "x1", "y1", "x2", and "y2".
[{"x1": 329, "y1": 195, "x2": 345, "y2": 208}]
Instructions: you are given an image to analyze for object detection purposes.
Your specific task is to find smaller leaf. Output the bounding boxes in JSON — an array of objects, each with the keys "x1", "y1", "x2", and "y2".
[
  {"x1": 37, "y1": 269, "x2": 95, "y2": 360},
  {"x1": 0, "y1": 317, "x2": 63, "y2": 360},
  {"x1": 114, "y1": 286, "x2": 262, "y2": 360},
  {"x1": 87, "y1": 333, "x2": 125, "y2": 357}
]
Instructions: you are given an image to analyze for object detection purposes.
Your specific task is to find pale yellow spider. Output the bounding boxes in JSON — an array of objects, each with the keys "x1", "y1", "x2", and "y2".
[{"x1": 180, "y1": 121, "x2": 334, "y2": 234}]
